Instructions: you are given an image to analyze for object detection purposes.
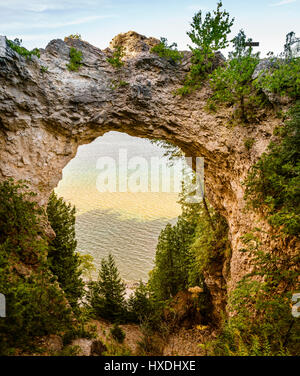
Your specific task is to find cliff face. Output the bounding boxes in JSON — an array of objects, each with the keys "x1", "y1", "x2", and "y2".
[{"x1": 0, "y1": 31, "x2": 283, "y2": 315}]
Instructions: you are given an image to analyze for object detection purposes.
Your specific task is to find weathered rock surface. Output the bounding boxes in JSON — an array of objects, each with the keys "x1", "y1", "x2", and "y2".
[{"x1": 0, "y1": 32, "x2": 285, "y2": 318}]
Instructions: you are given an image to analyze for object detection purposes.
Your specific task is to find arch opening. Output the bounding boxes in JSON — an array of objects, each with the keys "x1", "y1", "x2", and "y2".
[{"x1": 55, "y1": 130, "x2": 192, "y2": 283}]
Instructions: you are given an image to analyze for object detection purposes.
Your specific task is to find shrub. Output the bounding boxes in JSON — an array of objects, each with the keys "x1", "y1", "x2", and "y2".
[
  {"x1": 151, "y1": 37, "x2": 183, "y2": 64},
  {"x1": 110, "y1": 324, "x2": 125, "y2": 343},
  {"x1": 107, "y1": 46, "x2": 125, "y2": 68},
  {"x1": 110, "y1": 79, "x2": 129, "y2": 90},
  {"x1": 40, "y1": 65, "x2": 48, "y2": 73},
  {"x1": 244, "y1": 102, "x2": 300, "y2": 236},
  {"x1": 127, "y1": 281, "x2": 156, "y2": 323},
  {"x1": 256, "y1": 56, "x2": 300, "y2": 100},
  {"x1": 212, "y1": 230, "x2": 299, "y2": 356},
  {"x1": 208, "y1": 30, "x2": 263, "y2": 122},
  {"x1": 66, "y1": 47, "x2": 83, "y2": 71},
  {"x1": 7, "y1": 38, "x2": 40, "y2": 60},
  {"x1": 190, "y1": 208, "x2": 230, "y2": 276}
]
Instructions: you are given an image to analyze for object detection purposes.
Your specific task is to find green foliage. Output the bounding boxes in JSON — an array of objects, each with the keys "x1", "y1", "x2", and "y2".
[
  {"x1": 208, "y1": 30, "x2": 263, "y2": 122},
  {"x1": 62, "y1": 314, "x2": 96, "y2": 346},
  {"x1": 151, "y1": 37, "x2": 183, "y2": 64},
  {"x1": 110, "y1": 324, "x2": 126, "y2": 343},
  {"x1": 148, "y1": 212, "x2": 198, "y2": 300},
  {"x1": 212, "y1": 231, "x2": 299, "y2": 356},
  {"x1": 66, "y1": 47, "x2": 83, "y2": 72},
  {"x1": 256, "y1": 56, "x2": 300, "y2": 100},
  {"x1": 177, "y1": 1, "x2": 234, "y2": 95},
  {"x1": 40, "y1": 65, "x2": 48, "y2": 73},
  {"x1": 150, "y1": 139, "x2": 183, "y2": 165},
  {"x1": 210, "y1": 103, "x2": 300, "y2": 356},
  {"x1": 87, "y1": 253, "x2": 126, "y2": 322},
  {"x1": 245, "y1": 103, "x2": 300, "y2": 236},
  {"x1": 110, "y1": 79, "x2": 129, "y2": 90},
  {"x1": 190, "y1": 207, "x2": 230, "y2": 277},
  {"x1": 127, "y1": 281, "x2": 158, "y2": 323},
  {"x1": 103, "y1": 339, "x2": 132, "y2": 356},
  {"x1": 107, "y1": 46, "x2": 125, "y2": 68},
  {"x1": 77, "y1": 253, "x2": 96, "y2": 280},
  {"x1": 0, "y1": 180, "x2": 73, "y2": 355},
  {"x1": 254, "y1": 31, "x2": 300, "y2": 100},
  {"x1": 7, "y1": 38, "x2": 40, "y2": 60},
  {"x1": 47, "y1": 193, "x2": 84, "y2": 311},
  {"x1": 148, "y1": 179, "x2": 229, "y2": 303}
]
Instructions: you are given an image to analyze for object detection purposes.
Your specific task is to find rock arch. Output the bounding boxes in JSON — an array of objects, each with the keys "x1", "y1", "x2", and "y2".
[{"x1": 0, "y1": 32, "x2": 281, "y2": 311}]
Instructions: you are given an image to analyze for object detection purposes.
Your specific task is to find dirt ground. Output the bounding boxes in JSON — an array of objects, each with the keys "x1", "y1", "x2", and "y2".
[{"x1": 92, "y1": 319, "x2": 216, "y2": 356}]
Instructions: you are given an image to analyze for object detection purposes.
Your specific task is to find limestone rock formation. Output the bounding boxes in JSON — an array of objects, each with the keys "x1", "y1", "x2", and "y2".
[{"x1": 0, "y1": 32, "x2": 284, "y2": 317}]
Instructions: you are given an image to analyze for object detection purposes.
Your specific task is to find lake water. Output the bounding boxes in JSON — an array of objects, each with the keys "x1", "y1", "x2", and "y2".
[{"x1": 55, "y1": 132, "x2": 182, "y2": 282}]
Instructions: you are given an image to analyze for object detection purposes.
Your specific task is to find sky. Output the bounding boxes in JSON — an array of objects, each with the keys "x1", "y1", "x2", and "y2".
[{"x1": 0, "y1": 0, "x2": 299, "y2": 57}]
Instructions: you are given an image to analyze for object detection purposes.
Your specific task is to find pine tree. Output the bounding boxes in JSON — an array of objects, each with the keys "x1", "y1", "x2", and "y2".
[
  {"x1": 208, "y1": 29, "x2": 262, "y2": 122},
  {"x1": 127, "y1": 281, "x2": 153, "y2": 322},
  {"x1": 47, "y1": 192, "x2": 84, "y2": 310},
  {"x1": 87, "y1": 253, "x2": 126, "y2": 322}
]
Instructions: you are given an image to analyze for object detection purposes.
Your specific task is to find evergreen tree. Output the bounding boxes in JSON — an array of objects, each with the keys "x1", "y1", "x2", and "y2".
[
  {"x1": 127, "y1": 281, "x2": 154, "y2": 323},
  {"x1": 148, "y1": 201, "x2": 200, "y2": 300},
  {"x1": 208, "y1": 29, "x2": 262, "y2": 122},
  {"x1": 87, "y1": 253, "x2": 126, "y2": 322},
  {"x1": 178, "y1": 1, "x2": 234, "y2": 94},
  {"x1": 47, "y1": 192, "x2": 84, "y2": 310},
  {"x1": 0, "y1": 180, "x2": 73, "y2": 354}
]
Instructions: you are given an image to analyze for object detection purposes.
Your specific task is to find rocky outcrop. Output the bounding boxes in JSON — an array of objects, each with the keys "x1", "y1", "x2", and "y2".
[
  {"x1": 0, "y1": 32, "x2": 284, "y2": 317},
  {"x1": 70, "y1": 338, "x2": 107, "y2": 356}
]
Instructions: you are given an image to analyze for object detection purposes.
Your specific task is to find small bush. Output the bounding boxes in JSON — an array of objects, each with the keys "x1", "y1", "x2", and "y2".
[
  {"x1": 66, "y1": 47, "x2": 83, "y2": 72},
  {"x1": 107, "y1": 46, "x2": 124, "y2": 69},
  {"x1": 110, "y1": 324, "x2": 125, "y2": 343},
  {"x1": 151, "y1": 37, "x2": 183, "y2": 64},
  {"x1": 40, "y1": 66, "x2": 48, "y2": 73},
  {"x1": 244, "y1": 102, "x2": 300, "y2": 236},
  {"x1": 256, "y1": 56, "x2": 300, "y2": 99},
  {"x1": 7, "y1": 38, "x2": 40, "y2": 60},
  {"x1": 127, "y1": 281, "x2": 156, "y2": 323},
  {"x1": 110, "y1": 79, "x2": 129, "y2": 90},
  {"x1": 208, "y1": 30, "x2": 263, "y2": 123}
]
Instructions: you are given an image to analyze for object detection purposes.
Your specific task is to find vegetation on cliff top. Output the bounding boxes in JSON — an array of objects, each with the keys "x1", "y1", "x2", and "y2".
[
  {"x1": 7, "y1": 38, "x2": 40, "y2": 60},
  {"x1": 151, "y1": 37, "x2": 183, "y2": 64},
  {"x1": 176, "y1": 1, "x2": 234, "y2": 95}
]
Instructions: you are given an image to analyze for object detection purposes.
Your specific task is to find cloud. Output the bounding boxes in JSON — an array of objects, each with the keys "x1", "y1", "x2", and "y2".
[
  {"x1": 270, "y1": 0, "x2": 297, "y2": 6},
  {"x1": 1, "y1": 15, "x2": 116, "y2": 31},
  {"x1": 0, "y1": 0, "x2": 103, "y2": 12}
]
